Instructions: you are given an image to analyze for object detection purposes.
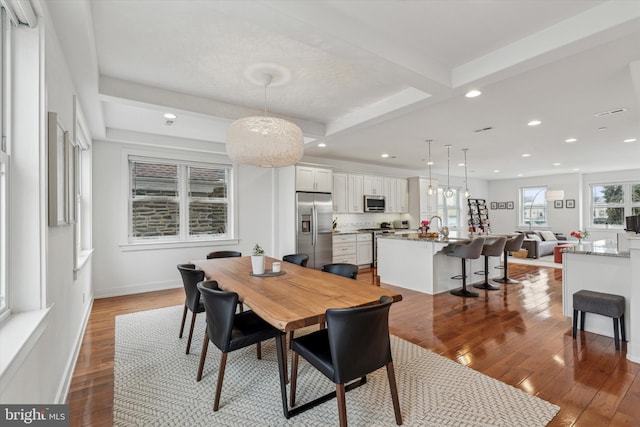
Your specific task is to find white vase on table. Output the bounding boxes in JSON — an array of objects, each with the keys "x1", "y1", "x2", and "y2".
[{"x1": 251, "y1": 255, "x2": 265, "y2": 275}]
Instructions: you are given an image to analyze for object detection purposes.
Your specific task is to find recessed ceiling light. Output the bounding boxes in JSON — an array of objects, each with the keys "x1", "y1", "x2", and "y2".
[
  {"x1": 528, "y1": 120, "x2": 542, "y2": 126},
  {"x1": 465, "y1": 89, "x2": 482, "y2": 98},
  {"x1": 598, "y1": 127, "x2": 607, "y2": 131},
  {"x1": 623, "y1": 138, "x2": 637, "y2": 143},
  {"x1": 426, "y1": 161, "x2": 434, "y2": 165},
  {"x1": 317, "y1": 143, "x2": 326, "y2": 147},
  {"x1": 163, "y1": 113, "x2": 177, "y2": 119},
  {"x1": 565, "y1": 138, "x2": 577, "y2": 143},
  {"x1": 572, "y1": 168, "x2": 580, "y2": 171},
  {"x1": 381, "y1": 153, "x2": 389, "y2": 158},
  {"x1": 493, "y1": 169, "x2": 500, "y2": 173},
  {"x1": 457, "y1": 162, "x2": 465, "y2": 166},
  {"x1": 521, "y1": 153, "x2": 531, "y2": 157},
  {"x1": 517, "y1": 173, "x2": 524, "y2": 177},
  {"x1": 553, "y1": 162, "x2": 561, "y2": 166}
]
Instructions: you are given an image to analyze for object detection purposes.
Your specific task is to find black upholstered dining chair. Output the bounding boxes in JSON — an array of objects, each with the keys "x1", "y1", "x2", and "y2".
[
  {"x1": 283, "y1": 253, "x2": 309, "y2": 267},
  {"x1": 196, "y1": 280, "x2": 284, "y2": 412},
  {"x1": 289, "y1": 295, "x2": 402, "y2": 426},
  {"x1": 203, "y1": 250, "x2": 245, "y2": 312},
  {"x1": 177, "y1": 263, "x2": 205, "y2": 354},
  {"x1": 206, "y1": 250, "x2": 242, "y2": 259},
  {"x1": 321, "y1": 263, "x2": 359, "y2": 280}
]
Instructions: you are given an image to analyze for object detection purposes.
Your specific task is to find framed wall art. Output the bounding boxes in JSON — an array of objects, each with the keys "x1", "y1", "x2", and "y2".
[
  {"x1": 490, "y1": 202, "x2": 497, "y2": 210},
  {"x1": 554, "y1": 200, "x2": 563, "y2": 208},
  {"x1": 566, "y1": 199, "x2": 575, "y2": 208},
  {"x1": 498, "y1": 202, "x2": 506, "y2": 209},
  {"x1": 48, "y1": 112, "x2": 67, "y2": 226},
  {"x1": 507, "y1": 201, "x2": 514, "y2": 209}
]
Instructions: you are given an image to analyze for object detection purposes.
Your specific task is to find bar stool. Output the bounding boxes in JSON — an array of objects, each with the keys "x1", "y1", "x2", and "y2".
[
  {"x1": 493, "y1": 233, "x2": 525, "y2": 285},
  {"x1": 473, "y1": 236, "x2": 507, "y2": 291},
  {"x1": 443, "y1": 237, "x2": 485, "y2": 297}
]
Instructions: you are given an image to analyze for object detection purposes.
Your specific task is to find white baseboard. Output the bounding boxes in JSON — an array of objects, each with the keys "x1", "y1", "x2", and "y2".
[
  {"x1": 55, "y1": 297, "x2": 94, "y2": 403},
  {"x1": 94, "y1": 280, "x2": 182, "y2": 299}
]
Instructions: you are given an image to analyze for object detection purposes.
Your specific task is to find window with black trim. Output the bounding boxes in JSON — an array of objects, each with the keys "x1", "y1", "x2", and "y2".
[{"x1": 128, "y1": 157, "x2": 232, "y2": 242}]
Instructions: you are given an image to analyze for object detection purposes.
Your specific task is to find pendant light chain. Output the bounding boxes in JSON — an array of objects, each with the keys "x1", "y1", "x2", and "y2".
[
  {"x1": 426, "y1": 140, "x2": 434, "y2": 196},
  {"x1": 463, "y1": 148, "x2": 470, "y2": 198},
  {"x1": 444, "y1": 144, "x2": 453, "y2": 198}
]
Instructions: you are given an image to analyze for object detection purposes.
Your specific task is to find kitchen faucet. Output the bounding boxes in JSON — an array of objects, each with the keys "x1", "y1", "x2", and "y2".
[{"x1": 429, "y1": 215, "x2": 449, "y2": 238}]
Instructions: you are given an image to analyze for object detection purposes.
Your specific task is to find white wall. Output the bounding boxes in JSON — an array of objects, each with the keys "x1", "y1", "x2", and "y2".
[
  {"x1": 1, "y1": 4, "x2": 93, "y2": 404},
  {"x1": 487, "y1": 170, "x2": 640, "y2": 239},
  {"x1": 488, "y1": 173, "x2": 582, "y2": 236},
  {"x1": 91, "y1": 138, "x2": 278, "y2": 297}
]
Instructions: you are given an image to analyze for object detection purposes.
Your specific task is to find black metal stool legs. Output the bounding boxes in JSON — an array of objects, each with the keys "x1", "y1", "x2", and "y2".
[
  {"x1": 450, "y1": 259, "x2": 479, "y2": 297},
  {"x1": 493, "y1": 250, "x2": 519, "y2": 284},
  {"x1": 473, "y1": 256, "x2": 500, "y2": 290}
]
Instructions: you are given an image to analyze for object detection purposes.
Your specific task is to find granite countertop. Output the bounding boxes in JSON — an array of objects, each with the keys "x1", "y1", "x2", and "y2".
[
  {"x1": 561, "y1": 240, "x2": 630, "y2": 258},
  {"x1": 378, "y1": 232, "x2": 471, "y2": 244}
]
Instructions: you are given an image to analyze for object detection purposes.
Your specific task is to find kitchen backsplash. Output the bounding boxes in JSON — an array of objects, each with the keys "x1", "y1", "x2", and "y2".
[{"x1": 334, "y1": 213, "x2": 412, "y2": 231}]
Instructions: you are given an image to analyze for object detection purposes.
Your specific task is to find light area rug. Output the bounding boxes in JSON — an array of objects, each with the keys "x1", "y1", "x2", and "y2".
[
  {"x1": 114, "y1": 305, "x2": 559, "y2": 426},
  {"x1": 509, "y1": 256, "x2": 560, "y2": 269}
]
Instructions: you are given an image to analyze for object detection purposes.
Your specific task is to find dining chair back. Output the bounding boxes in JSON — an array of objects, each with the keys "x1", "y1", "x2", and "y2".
[
  {"x1": 290, "y1": 295, "x2": 402, "y2": 426},
  {"x1": 196, "y1": 280, "x2": 284, "y2": 411},
  {"x1": 321, "y1": 263, "x2": 358, "y2": 280},
  {"x1": 176, "y1": 263, "x2": 206, "y2": 354},
  {"x1": 283, "y1": 253, "x2": 309, "y2": 267},
  {"x1": 206, "y1": 250, "x2": 242, "y2": 259}
]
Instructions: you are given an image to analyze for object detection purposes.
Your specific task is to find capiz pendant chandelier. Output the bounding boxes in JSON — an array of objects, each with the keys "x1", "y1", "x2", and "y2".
[{"x1": 226, "y1": 71, "x2": 303, "y2": 168}]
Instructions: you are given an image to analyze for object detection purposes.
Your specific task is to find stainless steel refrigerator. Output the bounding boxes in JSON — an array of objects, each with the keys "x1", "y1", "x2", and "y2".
[{"x1": 296, "y1": 192, "x2": 333, "y2": 269}]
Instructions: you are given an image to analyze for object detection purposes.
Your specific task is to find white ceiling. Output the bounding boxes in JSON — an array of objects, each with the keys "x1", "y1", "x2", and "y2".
[{"x1": 47, "y1": 0, "x2": 640, "y2": 180}]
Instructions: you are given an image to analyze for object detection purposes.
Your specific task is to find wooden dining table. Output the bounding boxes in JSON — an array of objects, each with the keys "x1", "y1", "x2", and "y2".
[{"x1": 192, "y1": 255, "x2": 403, "y2": 419}]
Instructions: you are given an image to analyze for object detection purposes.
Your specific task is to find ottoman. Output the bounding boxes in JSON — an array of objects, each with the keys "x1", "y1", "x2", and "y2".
[{"x1": 553, "y1": 244, "x2": 572, "y2": 263}]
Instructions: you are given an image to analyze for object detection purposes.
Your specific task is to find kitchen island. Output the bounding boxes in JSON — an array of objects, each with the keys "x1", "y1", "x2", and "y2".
[
  {"x1": 562, "y1": 240, "x2": 631, "y2": 348},
  {"x1": 377, "y1": 233, "x2": 500, "y2": 295}
]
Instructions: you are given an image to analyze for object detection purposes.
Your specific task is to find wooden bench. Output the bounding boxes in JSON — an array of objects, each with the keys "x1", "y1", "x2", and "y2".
[{"x1": 572, "y1": 290, "x2": 626, "y2": 350}]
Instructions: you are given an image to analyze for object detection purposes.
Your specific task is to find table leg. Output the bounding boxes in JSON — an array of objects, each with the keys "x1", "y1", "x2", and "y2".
[{"x1": 275, "y1": 334, "x2": 291, "y2": 419}]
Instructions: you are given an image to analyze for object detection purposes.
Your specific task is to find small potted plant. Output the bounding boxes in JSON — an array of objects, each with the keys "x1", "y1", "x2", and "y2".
[{"x1": 251, "y1": 243, "x2": 265, "y2": 275}]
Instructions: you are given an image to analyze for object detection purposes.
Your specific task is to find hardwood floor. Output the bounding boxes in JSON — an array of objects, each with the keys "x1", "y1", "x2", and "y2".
[{"x1": 67, "y1": 264, "x2": 640, "y2": 426}]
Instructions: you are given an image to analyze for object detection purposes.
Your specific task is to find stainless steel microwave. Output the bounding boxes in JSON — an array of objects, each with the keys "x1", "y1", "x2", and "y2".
[{"x1": 364, "y1": 195, "x2": 385, "y2": 212}]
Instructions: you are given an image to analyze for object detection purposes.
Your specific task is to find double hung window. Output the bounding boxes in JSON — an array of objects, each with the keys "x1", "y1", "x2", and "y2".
[
  {"x1": 590, "y1": 183, "x2": 640, "y2": 227},
  {"x1": 129, "y1": 157, "x2": 232, "y2": 242},
  {"x1": 520, "y1": 186, "x2": 548, "y2": 227},
  {"x1": 437, "y1": 187, "x2": 460, "y2": 227}
]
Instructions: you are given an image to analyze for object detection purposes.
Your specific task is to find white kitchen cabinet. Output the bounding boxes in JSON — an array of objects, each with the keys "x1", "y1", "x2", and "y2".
[
  {"x1": 333, "y1": 233, "x2": 357, "y2": 264},
  {"x1": 409, "y1": 177, "x2": 438, "y2": 227},
  {"x1": 348, "y1": 174, "x2": 364, "y2": 213},
  {"x1": 332, "y1": 173, "x2": 348, "y2": 213},
  {"x1": 363, "y1": 175, "x2": 384, "y2": 196},
  {"x1": 384, "y1": 177, "x2": 408, "y2": 213},
  {"x1": 356, "y1": 233, "x2": 373, "y2": 265},
  {"x1": 296, "y1": 166, "x2": 333, "y2": 192},
  {"x1": 397, "y1": 178, "x2": 408, "y2": 212}
]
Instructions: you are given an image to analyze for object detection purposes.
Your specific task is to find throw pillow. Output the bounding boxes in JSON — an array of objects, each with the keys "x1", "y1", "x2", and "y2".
[
  {"x1": 529, "y1": 234, "x2": 542, "y2": 241},
  {"x1": 539, "y1": 230, "x2": 557, "y2": 241}
]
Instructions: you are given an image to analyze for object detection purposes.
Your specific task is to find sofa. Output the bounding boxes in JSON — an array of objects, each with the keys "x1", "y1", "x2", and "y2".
[{"x1": 518, "y1": 231, "x2": 568, "y2": 259}]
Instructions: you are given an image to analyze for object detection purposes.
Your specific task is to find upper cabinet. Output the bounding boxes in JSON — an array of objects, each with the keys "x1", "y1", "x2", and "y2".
[
  {"x1": 348, "y1": 174, "x2": 364, "y2": 213},
  {"x1": 384, "y1": 177, "x2": 408, "y2": 213},
  {"x1": 296, "y1": 166, "x2": 333, "y2": 192},
  {"x1": 363, "y1": 175, "x2": 384, "y2": 196},
  {"x1": 332, "y1": 173, "x2": 348, "y2": 213}
]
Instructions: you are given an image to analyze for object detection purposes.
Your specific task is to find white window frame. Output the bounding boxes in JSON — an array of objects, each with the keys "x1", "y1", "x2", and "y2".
[
  {"x1": 0, "y1": 8, "x2": 8, "y2": 322},
  {"x1": 437, "y1": 186, "x2": 461, "y2": 229},
  {"x1": 520, "y1": 186, "x2": 548, "y2": 228},
  {"x1": 589, "y1": 182, "x2": 640, "y2": 229},
  {"x1": 122, "y1": 150, "x2": 237, "y2": 250}
]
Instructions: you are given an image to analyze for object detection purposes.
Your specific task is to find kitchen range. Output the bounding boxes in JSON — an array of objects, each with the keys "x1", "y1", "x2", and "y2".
[{"x1": 359, "y1": 220, "x2": 410, "y2": 266}]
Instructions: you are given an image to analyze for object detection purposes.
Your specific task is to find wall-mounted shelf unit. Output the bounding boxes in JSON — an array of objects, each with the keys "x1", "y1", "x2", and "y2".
[{"x1": 468, "y1": 198, "x2": 491, "y2": 234}]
